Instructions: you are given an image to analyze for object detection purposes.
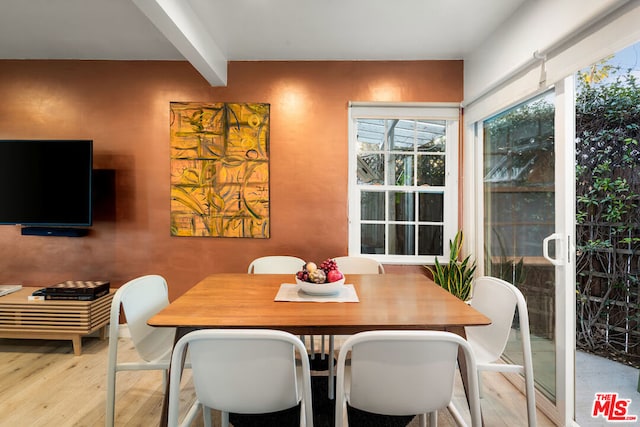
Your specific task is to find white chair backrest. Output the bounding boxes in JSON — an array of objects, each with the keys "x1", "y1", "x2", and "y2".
[
  {"x1": 168, "y1": 329, "x2": 313, "y2": 426},
  {"x1": 465, "y1": 276, "x2": 520, "y2": 363},
  {"x1": 115, "y1": 274, "x2": 175, "y2": 362},
  {"x1": 335, "y1": 330, "x2": 481, "y2": 426},
  {"x1": 248, "y1": 256, "x2": 305, "y2": 274},
  {"x1": 333, "y1": 256, "x2": 385, "y2": 274}
]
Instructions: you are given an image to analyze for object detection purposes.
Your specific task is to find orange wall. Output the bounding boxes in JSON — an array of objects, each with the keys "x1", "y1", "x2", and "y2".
[{"x1": 0, "y1": 60, "x2": 462, "y2": 298}]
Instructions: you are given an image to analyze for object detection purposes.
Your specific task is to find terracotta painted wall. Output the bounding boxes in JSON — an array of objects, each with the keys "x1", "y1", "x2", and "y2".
[{"x1": 0, "y1": 60, "x2": 462, "y2": 298}]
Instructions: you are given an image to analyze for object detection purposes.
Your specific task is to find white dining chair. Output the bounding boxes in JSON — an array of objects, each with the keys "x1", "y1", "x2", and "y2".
[
  {"x1": 105, "y1": 274, "x2": 183, "y2": 427},
  {"x1": 333, "y1": 256, "x2": 386, "y2": 274},
  {"x1": 335, "y1": 330, "x2": 481, "y2": 427},
  {"x1": 247, "y1": 255, "x2": 305, "y2": 274},
  {"x1": 465, "y1": 276, "x2": 537, "y2": 427},
  {"x1": 168, "y1": 329, "x2": 314, "y2": 427}
]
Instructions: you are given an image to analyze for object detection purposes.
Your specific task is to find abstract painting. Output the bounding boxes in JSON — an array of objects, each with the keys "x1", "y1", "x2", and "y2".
[{"x1": 170, "y1": 102, "x2": 270, "y2": 238}]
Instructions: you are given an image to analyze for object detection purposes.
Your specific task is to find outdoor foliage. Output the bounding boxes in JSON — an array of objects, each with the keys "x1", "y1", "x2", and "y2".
[{"x1": 575, "y1": 62, "x2": 640, "y2": 364}]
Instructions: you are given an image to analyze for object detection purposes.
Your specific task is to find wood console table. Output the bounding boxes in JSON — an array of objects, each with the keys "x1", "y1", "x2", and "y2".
[{"x1": 0, "y1": 287, "x2": 113, "y2": 355}]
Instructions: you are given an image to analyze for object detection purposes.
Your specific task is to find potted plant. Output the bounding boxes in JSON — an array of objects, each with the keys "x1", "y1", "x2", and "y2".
[{"x1": 426, "y1": 230, "x2": 477, "y2": 301}]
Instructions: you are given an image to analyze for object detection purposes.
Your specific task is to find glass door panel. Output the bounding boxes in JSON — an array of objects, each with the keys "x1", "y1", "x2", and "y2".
[{"x1": 483, "y1": 91, "x2": 558, "y2": 401}]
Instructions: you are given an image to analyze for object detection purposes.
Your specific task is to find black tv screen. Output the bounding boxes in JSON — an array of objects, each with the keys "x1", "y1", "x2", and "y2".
[{"x1": 0, "y1": 140, "x2": 93, "y2": 226}]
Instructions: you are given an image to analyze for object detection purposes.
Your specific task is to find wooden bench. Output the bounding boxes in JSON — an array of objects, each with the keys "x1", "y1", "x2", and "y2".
[{"x1": 0, "y1": 287, "x2": 113, "y2": 355}]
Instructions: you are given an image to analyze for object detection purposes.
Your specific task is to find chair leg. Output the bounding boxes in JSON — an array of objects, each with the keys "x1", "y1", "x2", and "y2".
[
  {"x1": 328, "y1": 335, "x2": 335, "y2": 399},
  {"x1": 428, "y1": 411, "x2": 437, "y2": 426},
  {"x1": 418, "y1": 413, "x2": 428, "y2": 427},
  {"x1": 180, "y1": 400, "x2": 202, "y2": 427},
  {"x1": 221, "y1": 411, "x2": 230, "y2": 427},
  {"x1": 310, "y1": 336, "x2": 316, "y2": 360},
  {"x1": 321, "y1": 335, "x2": 326, "y2": 360},
  {"x1": 105, "y1": 336, "x2": 118, "y2": 427},
  {"x1": 105, "y1": 369, "x2": 116, "y2": 427},
  {"x1": 202, "y1": 404, "x2": 212, "y2": 427},
  {"x1": 300, "y1": 399, "x2": 308, "y2": 427},
  {"x1": 447, "y1": 402, "x2": 466, "y2": 427},
  {"x1": 524, "y1": 369, "x2": 537, "y2": 427},
  {"x1": 335, "y1": 399, "x2": 348, "y2": 427}
]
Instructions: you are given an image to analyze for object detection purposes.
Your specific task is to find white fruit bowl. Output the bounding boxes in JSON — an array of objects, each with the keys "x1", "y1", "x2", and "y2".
[{"x1": 296, "y1": 277, "x2": 345, "y2": 295}]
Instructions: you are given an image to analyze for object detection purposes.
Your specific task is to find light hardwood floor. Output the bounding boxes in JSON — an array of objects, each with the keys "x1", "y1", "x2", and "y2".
[{"x1": 0, "y1": 334, "x2": 555, "y2": 427}]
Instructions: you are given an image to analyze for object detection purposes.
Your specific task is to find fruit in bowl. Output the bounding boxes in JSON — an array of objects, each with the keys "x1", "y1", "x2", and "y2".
[
  {"x1": 296, "y1": 258, "x2": 345, "y2": 295},
  {"x1": 296, "y1": 258, "x2": 344, "y2": 283}
]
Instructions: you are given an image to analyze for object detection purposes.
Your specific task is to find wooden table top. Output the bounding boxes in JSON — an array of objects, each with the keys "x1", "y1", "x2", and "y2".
[{"x1": 148, "y1": 273, "x2": 491, "y2": 335}]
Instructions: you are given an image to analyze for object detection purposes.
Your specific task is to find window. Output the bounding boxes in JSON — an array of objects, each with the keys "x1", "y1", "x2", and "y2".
[{"x1": 348, "y1": 104, "x2": 460, "y2": 264}]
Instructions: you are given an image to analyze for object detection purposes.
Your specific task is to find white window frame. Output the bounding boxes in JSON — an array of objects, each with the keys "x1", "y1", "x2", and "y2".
[{"x1": 347, "y1": 102, "x2": 460, "y2": 265}]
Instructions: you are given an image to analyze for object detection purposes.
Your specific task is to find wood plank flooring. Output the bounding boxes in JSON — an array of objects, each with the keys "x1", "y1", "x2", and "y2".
[{"x1": 0, "y1": 335, "x2": 556, "y2": 426}]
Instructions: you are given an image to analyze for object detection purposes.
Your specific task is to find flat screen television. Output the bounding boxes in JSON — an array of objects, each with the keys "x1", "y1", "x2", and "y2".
[{"x1": 0, "y1": 140, "x2": 93, "y2": 228}]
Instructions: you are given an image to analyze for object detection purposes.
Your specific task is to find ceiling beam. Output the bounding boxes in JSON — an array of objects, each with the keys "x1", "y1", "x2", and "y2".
[{"x1": 132, "y1": 0, "x2": 227, "y2": 86}]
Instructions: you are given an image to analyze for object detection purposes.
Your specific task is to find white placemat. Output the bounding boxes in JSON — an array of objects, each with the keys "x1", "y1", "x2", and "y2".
[{"x1": 274, "y1": 283, "x2": 359, "y2": 302}]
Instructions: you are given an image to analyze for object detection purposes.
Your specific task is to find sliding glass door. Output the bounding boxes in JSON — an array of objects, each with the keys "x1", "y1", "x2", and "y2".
[
  {"x1": 483, "y1": 89, "x2": 557, "y2": 399},
  {"x1": 479, "y1": 81, "x2": 576, "y2": 424}
]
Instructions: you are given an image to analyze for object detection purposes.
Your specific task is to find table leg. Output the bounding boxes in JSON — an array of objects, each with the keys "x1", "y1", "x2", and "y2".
[
  {"x1": 159, "y1": 327, "x2": 192, "y2": 427},
  {"x1": 446, "y1": 326, "x2": 484, "y2": 427}
]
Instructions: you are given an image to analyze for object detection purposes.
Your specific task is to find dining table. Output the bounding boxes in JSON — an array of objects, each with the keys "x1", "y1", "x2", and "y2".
[{"x1": 148, "y1": 272, "x2": 491, "y2": 427}]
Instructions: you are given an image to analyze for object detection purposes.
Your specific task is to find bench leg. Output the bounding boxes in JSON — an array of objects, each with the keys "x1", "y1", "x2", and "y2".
[{"x1": 72, "y1": 335, "x2": 82, "y2": 356}]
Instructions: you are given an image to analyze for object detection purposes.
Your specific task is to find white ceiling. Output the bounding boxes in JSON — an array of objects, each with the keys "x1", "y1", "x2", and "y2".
[{"x1": 0, "y1": 0, "x2": 527, "y2": 85}]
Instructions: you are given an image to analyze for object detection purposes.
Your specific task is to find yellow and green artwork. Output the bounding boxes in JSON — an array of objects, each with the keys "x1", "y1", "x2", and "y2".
[{"x1": 170, "y1": 102, "x2": 270, "y2": 238}]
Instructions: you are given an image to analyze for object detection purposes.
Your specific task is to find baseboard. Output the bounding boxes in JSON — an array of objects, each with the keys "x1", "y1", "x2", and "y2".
[{"x1": 105, "y1": 323, "x2": 131, "y2": 338}]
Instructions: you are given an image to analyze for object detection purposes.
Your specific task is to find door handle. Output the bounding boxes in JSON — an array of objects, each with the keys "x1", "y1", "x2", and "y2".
[{"x1": 543, "y1": 233, "x2": 564, "y2": 266}]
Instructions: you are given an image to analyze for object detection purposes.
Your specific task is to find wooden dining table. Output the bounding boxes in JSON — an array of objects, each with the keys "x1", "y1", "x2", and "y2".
[{"x1": 148, "y1": 272, "x2": 491, "y2": 427}]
